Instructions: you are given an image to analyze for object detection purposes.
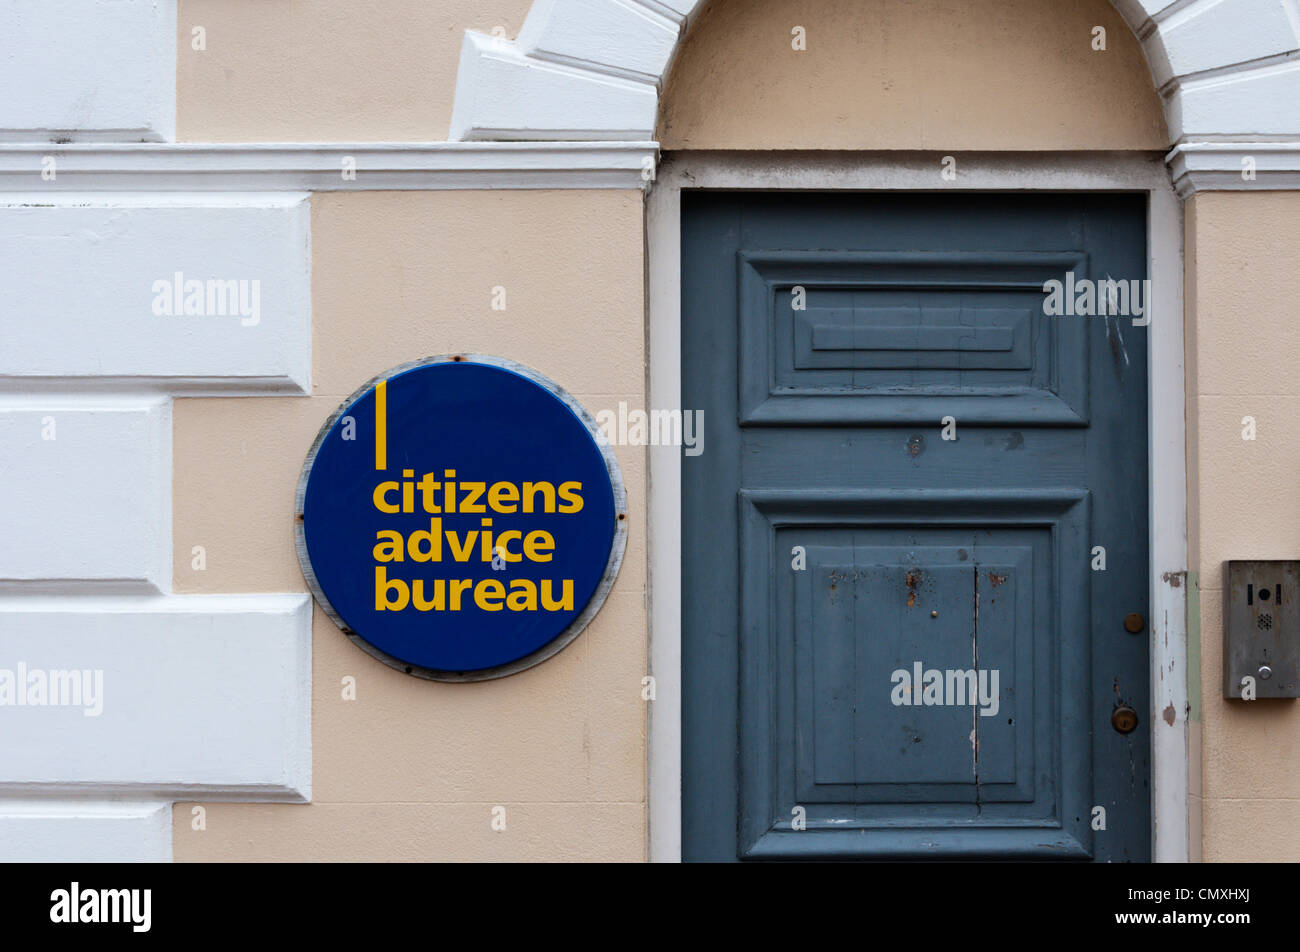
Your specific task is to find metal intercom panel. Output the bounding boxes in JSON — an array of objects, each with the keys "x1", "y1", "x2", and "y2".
[{"x1": 1224, "y1": 560, "x2": 1300, "y2": 699}]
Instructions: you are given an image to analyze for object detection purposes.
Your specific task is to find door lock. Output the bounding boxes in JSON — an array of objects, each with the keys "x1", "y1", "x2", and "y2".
[{"x1": 1111, "y1": 704, "x2": 1139, "y2": 734}]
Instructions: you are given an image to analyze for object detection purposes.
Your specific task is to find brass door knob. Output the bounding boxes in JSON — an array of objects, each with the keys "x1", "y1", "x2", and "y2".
[{"x1": 1111, "y1": 704, "x2": 1139, "y2": 734}]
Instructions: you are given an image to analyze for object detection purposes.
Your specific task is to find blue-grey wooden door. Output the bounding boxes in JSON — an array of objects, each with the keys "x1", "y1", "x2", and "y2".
[{"x1": 681, "y1": 191, "x2": 1150, "y2": 861}]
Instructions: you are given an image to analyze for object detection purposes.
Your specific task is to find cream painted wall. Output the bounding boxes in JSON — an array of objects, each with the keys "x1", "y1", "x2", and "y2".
[
  {"x1": 166, "y1": 0, "x2": 1287, "y2": 864},
  {"x1": 171, "y1": 190, "x2": 648, "y2": 861},
  {"x1": 659, "y1": 0, "x2": 1168, "y2": 150},
  {"x1": 176, "y1": 0, "x2": 533, "y2": 141},
  {"x1": 1185, "y1": 192, "x2": 1300, "y2": 862},
  {"x1": 176, "y1": 0, "x2": 1167, "y2": 148}
]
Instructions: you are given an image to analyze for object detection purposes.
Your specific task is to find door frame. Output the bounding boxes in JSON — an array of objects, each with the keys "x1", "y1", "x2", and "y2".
[{"x1": 646, "y1": 151, "x2": 1189, "y2": 863}]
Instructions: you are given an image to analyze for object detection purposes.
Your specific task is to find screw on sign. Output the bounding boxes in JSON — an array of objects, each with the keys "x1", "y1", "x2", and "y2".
[{"x1": 295, "y1": 355, "x2": 626, "y2": 681}]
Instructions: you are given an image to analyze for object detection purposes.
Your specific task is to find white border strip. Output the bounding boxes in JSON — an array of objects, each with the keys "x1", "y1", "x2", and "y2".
[
  {"x1": 0, "y1": 142, "x2": 658, "y2": 191},
  {"x1": 646, "y1": 169, "x2": 683, "y2": 865},
  {"x1": 1146, "y1": 172, "x2": 1190, "y2": 864},
  {"x1": 646, "y1": 151, "x2": 1189, "y2": 863}
]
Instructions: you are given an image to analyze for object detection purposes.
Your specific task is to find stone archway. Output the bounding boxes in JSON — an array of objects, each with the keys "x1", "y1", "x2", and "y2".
[{"x1": 450, "y1": 0, "x2": 1300, "y2": 164}]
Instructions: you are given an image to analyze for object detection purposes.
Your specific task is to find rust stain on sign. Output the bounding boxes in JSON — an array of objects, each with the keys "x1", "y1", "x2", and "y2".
[
  {"x1": 987, "y1": 571, "x2": 1007, "y2": 587},
  {"x1": 906, "y1": 569, "x2": 921, "y2": 608},
  {"x1": 1162, "y1": 703, "x2": 1176, "y2": 726}
]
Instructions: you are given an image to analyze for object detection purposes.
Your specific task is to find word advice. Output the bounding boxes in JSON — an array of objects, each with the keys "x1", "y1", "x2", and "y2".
[{"x1": 370, "y1": 471, "x2": 585, "y2": 614}]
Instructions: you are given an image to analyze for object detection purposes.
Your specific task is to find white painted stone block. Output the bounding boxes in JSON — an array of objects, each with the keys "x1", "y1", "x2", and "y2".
[
  {"x1": 450, "y1": 32, "x2": 658, "y2": 140},
  {"x1": 0, "y1": 399, "x2": 170, "y2": 591},
  {"x1": 0, "y1": 595, "x2": 312, "y2": 800},
  {"x1": 0, "y1": 0, "x2": 176, "y2": 141},
  {"x1": 1175, "y1": 60, "x2": 1300, "y2": 139},
  {"x1": 518, "y1": 0, "x2": 681, "y2": 82},
  {"x1": 0, "y1": 800, "x2": 171, "y2": 862},
  {"x1": 1146, "y1": 0, "x2": 1300, "y2": 87},
  {"x1": 0, "y1": 194, "x2": 310, "y2": 393}
]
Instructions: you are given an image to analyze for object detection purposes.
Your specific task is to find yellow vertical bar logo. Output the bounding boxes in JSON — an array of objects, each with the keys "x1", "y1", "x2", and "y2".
[{"x1": 375, "y1": 379, "x2": 387, "y2": 470}]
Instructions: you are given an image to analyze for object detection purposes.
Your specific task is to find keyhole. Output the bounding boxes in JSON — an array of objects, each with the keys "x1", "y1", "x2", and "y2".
[{"x1": 1111, "y1": 704, "x2": 1139, "y2": 734}]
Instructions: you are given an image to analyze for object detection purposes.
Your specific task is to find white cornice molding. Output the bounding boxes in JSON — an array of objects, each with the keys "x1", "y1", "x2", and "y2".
[
  {"x1": 1166, "y1": 141, "x2": 1300, "y2": 197},
  {"x1": 7, "y1": 139, "x2": 1300, "y2": 198},
  {"x1": 0, "y1": 141, "x2": 659, "y2": 191}
]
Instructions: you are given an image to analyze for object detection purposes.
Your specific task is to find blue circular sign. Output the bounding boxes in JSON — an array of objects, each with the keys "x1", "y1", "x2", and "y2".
[{"x1": 296, "y1": 356, "x2": 625, "y2": 681}]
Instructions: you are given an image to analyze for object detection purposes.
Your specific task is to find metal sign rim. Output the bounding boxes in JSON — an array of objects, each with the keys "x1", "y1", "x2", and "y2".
[{"x1": 294, "y1": 353, "x2": 628, "y2": 683}]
